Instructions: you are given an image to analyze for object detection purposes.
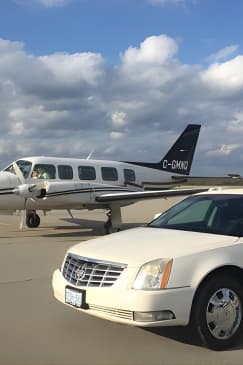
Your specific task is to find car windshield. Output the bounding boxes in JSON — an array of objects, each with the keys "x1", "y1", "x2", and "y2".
[{"x1": 148, "y1": 194, "x2": 243, "y2": 237}]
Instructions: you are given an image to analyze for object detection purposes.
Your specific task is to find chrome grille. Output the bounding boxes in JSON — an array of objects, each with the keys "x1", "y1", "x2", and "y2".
[{"x1": 63, "y1": 253, "x2": 126, "y2": 287}]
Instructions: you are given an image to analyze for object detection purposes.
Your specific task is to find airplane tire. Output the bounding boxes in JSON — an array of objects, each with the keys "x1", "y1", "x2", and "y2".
[{"x1": 26, "y1": 213, "x2": 40, "y2": 228}]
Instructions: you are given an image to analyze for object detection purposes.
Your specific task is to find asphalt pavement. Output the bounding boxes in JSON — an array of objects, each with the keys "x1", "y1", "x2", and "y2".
[{"x1": 0, "y1": 198, "x2": 243, "y2": 365}]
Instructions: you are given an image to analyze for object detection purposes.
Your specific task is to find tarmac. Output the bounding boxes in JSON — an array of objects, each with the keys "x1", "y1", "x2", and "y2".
[{"x1": 0, "y1": 196, "x2": 243, "y2": 365}]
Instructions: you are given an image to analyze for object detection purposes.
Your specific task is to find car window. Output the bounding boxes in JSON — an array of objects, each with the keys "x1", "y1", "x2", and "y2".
[
  {"x1": 167, "y1": 199, "x2": 212, "y2": 225},
  {"x1": 149, "y1": 194, "x2": 243, "y2": 237}
]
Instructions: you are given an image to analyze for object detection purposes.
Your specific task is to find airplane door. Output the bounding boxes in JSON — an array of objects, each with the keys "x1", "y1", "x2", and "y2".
[{"x1": 73, "y1": 181, "x2": 92, "y2": 207}]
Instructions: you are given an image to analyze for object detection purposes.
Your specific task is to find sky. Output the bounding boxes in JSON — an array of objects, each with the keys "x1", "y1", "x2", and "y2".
[{"x1": 0, "y1": 0, "x2": 243, "y2": 175}]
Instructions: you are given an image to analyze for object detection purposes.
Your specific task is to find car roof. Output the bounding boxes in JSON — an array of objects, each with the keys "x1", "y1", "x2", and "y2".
[{"x1": 198, "y1": 187, "x2": 243, "y2": 196}]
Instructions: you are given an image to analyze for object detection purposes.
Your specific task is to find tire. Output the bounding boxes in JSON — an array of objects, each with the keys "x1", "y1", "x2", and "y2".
[
  {"x1": 26, "y1": 213, "x2": 40, "y2": 228},
  {"x1": 190, "y1": 274, "x2": 243, "y2": 350},
  {"x1": 104, "y1": 220, "x2": 112, "y2": 234}
]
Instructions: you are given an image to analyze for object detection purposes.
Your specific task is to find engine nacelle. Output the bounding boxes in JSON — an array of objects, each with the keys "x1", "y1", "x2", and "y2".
[{"x1": 13, "y1": 184, "x2": 39, "y2": 198}]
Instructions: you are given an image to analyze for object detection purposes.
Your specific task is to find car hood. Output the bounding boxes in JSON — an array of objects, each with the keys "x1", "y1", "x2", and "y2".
[{"x1": 69, "y1": 227, "x2": 239, "y2": 267}]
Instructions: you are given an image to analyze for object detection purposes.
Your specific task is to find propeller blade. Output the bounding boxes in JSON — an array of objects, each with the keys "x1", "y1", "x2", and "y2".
[
  {"x1": 19, "y1": 198, "x2": 27, "y2": 229},
  {"x1": 12, "y1": 162, "x2": 25, "y2": 185}
]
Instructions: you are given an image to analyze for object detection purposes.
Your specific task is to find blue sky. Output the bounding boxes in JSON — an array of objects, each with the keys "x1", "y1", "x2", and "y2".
[
  {"x1": 1, "y1": 0, "x2": 242, "y2": 63},
  {"x1": 0, "y1": 0, "x2": 243, "y2": 175}
]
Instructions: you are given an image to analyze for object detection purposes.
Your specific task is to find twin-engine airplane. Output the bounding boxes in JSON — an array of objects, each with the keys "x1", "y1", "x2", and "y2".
[{"x1": 0, "y1": 124, "x2": 204, "y2": 233}]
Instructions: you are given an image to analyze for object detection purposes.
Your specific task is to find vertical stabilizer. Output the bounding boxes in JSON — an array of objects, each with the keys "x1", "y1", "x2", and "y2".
[
  {"x1": 123, "y1": 124, "x2": 201, "y2": 176},
  {"x1": 160, "y1": 124, "x2": 201, "y2": 175}
]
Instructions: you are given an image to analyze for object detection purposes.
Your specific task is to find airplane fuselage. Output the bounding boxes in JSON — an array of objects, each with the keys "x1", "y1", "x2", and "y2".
[
  {"x1": 0, "y1": 156, "x2": 185, "y2": 211},
  {"x1": 0, "y1": 124, "x2": 201, "y2": 231}
]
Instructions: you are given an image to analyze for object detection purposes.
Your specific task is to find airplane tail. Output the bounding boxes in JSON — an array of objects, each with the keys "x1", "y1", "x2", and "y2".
[{"x1": 123, "y1": 124, "x2": 201, "y2": 176}]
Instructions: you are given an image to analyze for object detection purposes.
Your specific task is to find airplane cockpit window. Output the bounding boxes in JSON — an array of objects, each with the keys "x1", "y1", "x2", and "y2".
[
  {"x1": 78, "y1": 166, "x2": 96, "y2": 180},
  {"x1": 101, "y1": 167, "x2": 118, "y2": 181},
  {"x1": 58, "y1": 165, "x2": 73, "y2": 180},
  {"x1": 4, "y1": 164, "x2": 15, "y2": 174},
  {"x1": 124, "y1": 169, "x2": 136, "y2": 182},
  {"x1": 32, "y1": 164, "x2": 56, "y2": 179},
  {"x1": 4, "y1": 160, "x2": 32, "y2": 179}
]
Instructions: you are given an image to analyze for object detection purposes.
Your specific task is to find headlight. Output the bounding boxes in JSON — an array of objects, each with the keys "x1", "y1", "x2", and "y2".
[{"x1": 133, "y1": 258, "x2": 173, "y2": 290}]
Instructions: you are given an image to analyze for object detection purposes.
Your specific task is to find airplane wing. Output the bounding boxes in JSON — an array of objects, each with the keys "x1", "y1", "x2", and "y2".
[
  {"x1": 172, "y1": 175, "x2": 243, "y2": 186},
  {"x1": 95, "y1": 187, "x2": 208, "y2": 203}
]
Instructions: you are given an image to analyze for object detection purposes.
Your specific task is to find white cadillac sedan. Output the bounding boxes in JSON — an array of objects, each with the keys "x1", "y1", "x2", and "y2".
[{"x1": 52, "y1": 188, "x2": 243, "y2": 350}]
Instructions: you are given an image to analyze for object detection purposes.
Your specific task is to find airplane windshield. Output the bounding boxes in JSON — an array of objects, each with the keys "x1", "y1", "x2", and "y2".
[
  {"x1": 148, "y1": 194, "x2": 243, "y2": 237},
  {"x1": 4, "y1": 160, "x2": 33, "y2": 178},
  {"x1": 16, "y1": 160, "x2": 32, "y2": 178}
]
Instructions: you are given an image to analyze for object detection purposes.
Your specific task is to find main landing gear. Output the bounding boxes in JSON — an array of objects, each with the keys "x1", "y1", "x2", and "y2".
[
  {"x1": 104, "y1": 205, "x2": 122, "y2": 234},
  {"x1": 26, "y1": 210, "x2": 40, "y2": 228}
]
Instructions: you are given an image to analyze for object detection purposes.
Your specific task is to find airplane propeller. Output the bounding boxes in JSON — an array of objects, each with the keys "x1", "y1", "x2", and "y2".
[{"x1": 12, "y1": 162, "x2": 47, "y2": 228}]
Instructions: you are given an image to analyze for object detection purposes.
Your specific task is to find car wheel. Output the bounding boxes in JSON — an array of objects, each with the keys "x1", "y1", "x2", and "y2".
[{"x1": 191, "y1": 274, "x2": 243, "y2": 350}]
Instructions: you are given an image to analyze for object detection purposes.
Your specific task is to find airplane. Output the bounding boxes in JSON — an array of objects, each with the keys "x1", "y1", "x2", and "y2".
[{"x1": 0, "y1": 124, "x2": 204, "y2": 233}]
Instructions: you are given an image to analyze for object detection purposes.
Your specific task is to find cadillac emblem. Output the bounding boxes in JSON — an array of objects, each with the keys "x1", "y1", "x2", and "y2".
[{"x1": 75, "y1": 264, "x2": 87, "y2": 281}]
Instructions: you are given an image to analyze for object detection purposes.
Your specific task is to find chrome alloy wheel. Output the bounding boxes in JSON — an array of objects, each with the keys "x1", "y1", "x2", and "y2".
[{"x1": 206, "y1": 288, "x2": 242, "y2": 340}]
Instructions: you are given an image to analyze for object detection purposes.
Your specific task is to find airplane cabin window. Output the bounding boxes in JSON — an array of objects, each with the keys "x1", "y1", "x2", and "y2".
[
  {"x1": 101, "y1": 167, "x2": 118, "y2": 181},
  {"x1": 32, "y1": 164, "x2": 56, "y2": 179},
  {"x1": 124, "y1": 169, "x2": 136, "y2": 182},
  {"x1": 58, "y1": 165, "x2": 73, "y2": 180},
  {"x1": 78, "y1": 166, "x2": 96, "y2": 180}
]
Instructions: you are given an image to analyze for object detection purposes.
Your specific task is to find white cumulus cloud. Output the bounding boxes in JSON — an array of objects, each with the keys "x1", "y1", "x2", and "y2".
[
  {"x1": 207, "y1": 45, "x2": 239, "y2": 62},
  {"x1": 1, "y1": 34, "x2": 243, "y2": 175},
  {"x1": 39, "y1": 52, "x2": 105, "y2": 86},
  {"x1": 111, "y1": 112, "x2": 127, "y2": 128},
  {"x1": 201, "y1": 55, "x2": 243, "y2": 91},
  {"x1": 121, "y1": 35, "x2": 178, "y2": 66}
]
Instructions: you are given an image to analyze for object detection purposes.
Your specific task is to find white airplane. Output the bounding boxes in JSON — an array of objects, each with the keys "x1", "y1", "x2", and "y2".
[{"x1": 0, "y1": 124, "x2": 203, "y2": 233}]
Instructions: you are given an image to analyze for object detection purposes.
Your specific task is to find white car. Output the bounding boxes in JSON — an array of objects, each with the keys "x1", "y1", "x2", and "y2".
[{"x1": 52, "y1": 188, "x2": 243, "y2": 350}]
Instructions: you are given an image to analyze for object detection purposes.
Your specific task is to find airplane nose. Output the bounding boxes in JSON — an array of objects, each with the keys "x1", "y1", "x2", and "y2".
[{"x1": 0, "y1": 171, "x2": 19, "y2": 188}]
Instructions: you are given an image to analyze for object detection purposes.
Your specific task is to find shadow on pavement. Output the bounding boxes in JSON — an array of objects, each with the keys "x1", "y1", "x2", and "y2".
[
  {"x1": 145, "y1": 326, "x2": 243, "y2": 351},
  {"x1": 41, "y1": 218, "x2": 144, "y2": 238}
]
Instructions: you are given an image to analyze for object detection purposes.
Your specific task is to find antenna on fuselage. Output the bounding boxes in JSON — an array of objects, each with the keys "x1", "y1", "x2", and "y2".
[{"x1": 86, "y1": 150, "x2": 95, "y2": 160}]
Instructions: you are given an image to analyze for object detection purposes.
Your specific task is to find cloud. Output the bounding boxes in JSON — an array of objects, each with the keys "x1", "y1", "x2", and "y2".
[
  {"x1": 15, "y1": 0, "x2": 73, "y2": 8},
  {"x1": 207, "y1": 144, "x2": 240, "y2": 157},
  {"x1": 121, "y1": 35, "x2": 178, "y2": 67},
  {"x1": 207, "y1": 45, "x2": 239, "y2": 62},
  {"x1": 201, "y1": 55, "x2": 243, "y2": 91},
  {"x1": 110, "y1": 131, "x2": 124, "y2": 140},
  {"x1": 39, "y1": 52, "x2": 105, "y2": 86},
  {"x1": 1, "y1": 34, "x2": 243, "y2": 175},
  {"x1": 148, "y1": 0, "x2": 190, "y2": 7},
  {"x1": 111, "y1": 112, "x2": 127, "y2": 128}
]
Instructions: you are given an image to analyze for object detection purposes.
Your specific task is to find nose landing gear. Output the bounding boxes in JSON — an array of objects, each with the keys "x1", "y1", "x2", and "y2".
[
  {"x1": 104, "y1": 205, "x2": 122, "y2": 234},
  {"x1": 26, "y1": 210, "x2": 40, "y2": 228}
]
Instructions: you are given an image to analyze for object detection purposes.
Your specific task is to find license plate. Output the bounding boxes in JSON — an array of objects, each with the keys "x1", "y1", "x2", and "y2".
[{"x1": 65, "y1": 287, "x2": 83, "y2": 308}]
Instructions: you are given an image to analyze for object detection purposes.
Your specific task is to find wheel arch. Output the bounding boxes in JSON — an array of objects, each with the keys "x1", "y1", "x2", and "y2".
[{"x1": 189, "y1": 265, "x2": 243, "y2": 321}]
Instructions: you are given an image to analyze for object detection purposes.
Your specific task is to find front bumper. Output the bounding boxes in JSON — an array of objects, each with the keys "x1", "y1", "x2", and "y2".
[{"x1": 52, "y1": 269, "x2": 194, "y2": 327}]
